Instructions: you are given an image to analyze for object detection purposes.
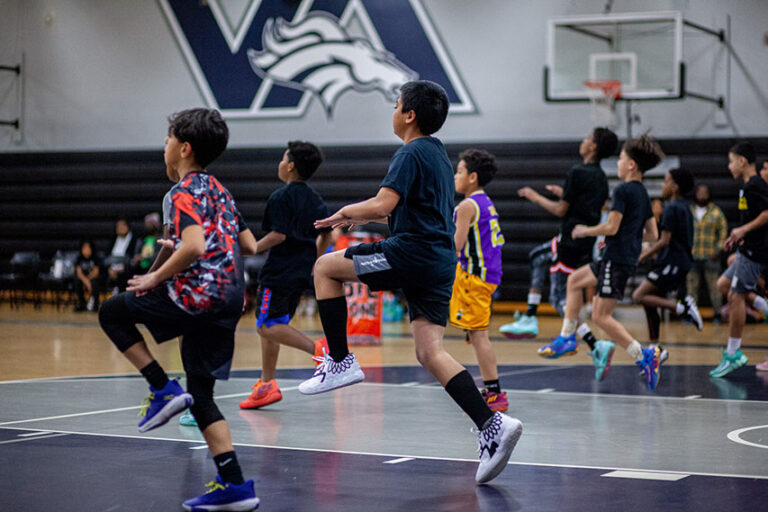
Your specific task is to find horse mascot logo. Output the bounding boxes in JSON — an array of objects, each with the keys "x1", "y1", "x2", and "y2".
[{"x1": 247, "y1": 13, "x2": 418, "y2": 116}]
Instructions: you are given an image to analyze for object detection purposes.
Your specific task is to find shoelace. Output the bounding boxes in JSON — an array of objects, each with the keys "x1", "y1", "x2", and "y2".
[
  {"x1": 311, "y1": 347, "x2": 328, "y2": 365},
  {"x1": 204, "y1": 480, "x2": 227, "y2": 494},
  {"x1": 137, "y1": 393, "x2": 155, "y2": 418}
]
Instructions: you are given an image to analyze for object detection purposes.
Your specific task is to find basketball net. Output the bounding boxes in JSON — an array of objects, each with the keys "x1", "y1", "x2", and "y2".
[{"x1": 584, "y1": 80, "x2": 621, "y2": 128}]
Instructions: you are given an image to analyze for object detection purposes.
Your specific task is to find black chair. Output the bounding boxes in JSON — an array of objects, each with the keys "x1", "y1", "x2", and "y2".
[
  {"x1": 39, "y1": 250, "x2": 79, "y2": 309},
  {"x1": 6, "y1": 252, "x2": 42, "y2": 308}
]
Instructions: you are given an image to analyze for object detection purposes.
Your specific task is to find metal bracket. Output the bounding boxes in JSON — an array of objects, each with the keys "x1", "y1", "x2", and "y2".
[{"x1": 0, "y1": 62, "x2": 22, "y2": 132}]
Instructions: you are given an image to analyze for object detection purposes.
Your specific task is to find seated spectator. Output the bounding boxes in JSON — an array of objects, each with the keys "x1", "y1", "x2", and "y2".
[
  {"x1": 74, "y1": 240, "x2": 101, "y2": 312},
  {"x1": 104, "y1": 217, "x2": 136, "y2": 293},
  {"x1": 132, "y1": 213, "x2": 161, "y2": 273}
]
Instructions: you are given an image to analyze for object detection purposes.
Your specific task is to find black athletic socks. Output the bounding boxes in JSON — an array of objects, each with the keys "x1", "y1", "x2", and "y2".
[
  {"x1": 484, "y1": 379, "x2": 501, "y2": 394},
  {"x1": 140, "y1": 360, "x2": 169, "y2": 390},
  {"x1": 445, "y1": 370, "x2": 494, "y2": 429},
  {"x1": 317, "y1": 296, "x2": 349, "y2": 363},
  {"x1": 213, "y1": 451, "x2": 245, "y2": 485},
  {"x1": 581, "y1": 330, "x2": 597, "y2": 351},
  {"x1": 525, "y1": 304, "x2": 538, "y2": 317}
]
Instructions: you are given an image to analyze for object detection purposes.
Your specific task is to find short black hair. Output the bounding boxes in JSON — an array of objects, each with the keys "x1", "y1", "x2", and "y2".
[
  {"x1": 167, "y1": 108, "x2": 229, "y2": 169},
  {"x1": 729, "y1": 141, "x2": 756, "y2": 164},
  {"x1": 670, "y1": 168, "x2": 694, "y2": 196},
  {"x1": 287, "y1": 141, "x2": 323, "y2": 180},
  {"x1": 592, "y1": 127, "x2": 619, "y2": 161},
  {"x1": 458, "y1": 148, "x2": 497, "y2": 187},
  {"x1": 623, "y1": 133, "x2": 664, "y2": 173},
  {"x1": 399, "y1": 80, "x2": 449, "y2": 135}
]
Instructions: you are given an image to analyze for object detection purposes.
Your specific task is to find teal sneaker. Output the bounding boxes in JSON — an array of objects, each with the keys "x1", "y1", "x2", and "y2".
[
  {"x1": 537, "y1": 334, "x2": 578, "y2": 358},
  {"x1": 179, "y1": 409, "x2": 198, "y2": 427},
  {"x1": 500, "y1": 315, "x2": 538, "y2": 339},
  {"x1": 590, "y1": 340, "x2": 615, "y2": 381},
  {"x1": 710, "y1": 349, "x2": 748, "y2": 378}
]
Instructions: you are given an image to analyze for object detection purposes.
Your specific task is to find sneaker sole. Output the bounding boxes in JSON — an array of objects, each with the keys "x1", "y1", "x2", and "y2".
[
  {"x1": 538, "y1": 349, "x2": 578, "y2": 359},
  {"x1": 239, "y1": 393, "x2": 283, "y2": 410},
  {"x1": 596, "y1": 346, "x2": 615, "y2": 382},
  {"x1": 298, "y1": 371, "x2": 364, "y2": 395},
  {"x1": 183, "y1": 497, "x2": 260, "y2": 511},
  {"x1": 475, "y1": 419, "x2": 523, "y2": 484},
  {"x1": 139, "y1": 393, "x2": 193, "y2": 433}
]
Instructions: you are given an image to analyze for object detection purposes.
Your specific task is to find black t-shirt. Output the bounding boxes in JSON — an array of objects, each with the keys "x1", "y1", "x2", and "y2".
[
  {"x1": 603, "y1": 180, "x2": 653, "y2": 266},
  {"x1": 738, "y1": 175, "x2": 768, "y2": 261},
  {"x1": 560, "y1": 162, "x2": 609, "y2": 249},
  {"x1": 75, "y1": 254, "x2": 100, "y2": 276},
  {"x1": 379, "y1": 137, "x2": 456, "y2": 282},
  {"x1": 657, "y1": 198, "x2": 693, "y2": 268},
  {"x1": 259, "y1": 181, "x2": 329, "y2": 288}
]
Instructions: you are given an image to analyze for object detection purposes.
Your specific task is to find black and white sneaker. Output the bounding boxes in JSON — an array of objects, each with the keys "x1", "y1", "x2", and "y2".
[
  {"x1": 475, "y1": 412, "x2": 523, "y2": 483},
  {"x1": 682, "y1": 295, "x2": 703, "y2": 331},
  {"x1": 298, "y1": 352, "x2": 364, "y2": 395}
]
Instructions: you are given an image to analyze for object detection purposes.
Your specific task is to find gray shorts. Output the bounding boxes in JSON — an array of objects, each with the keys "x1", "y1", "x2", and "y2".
[{"x1": 722, "y1": 253, "x2": 765, "y2": 294}]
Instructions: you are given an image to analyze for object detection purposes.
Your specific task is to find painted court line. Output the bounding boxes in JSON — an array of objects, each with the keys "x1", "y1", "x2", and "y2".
[
  {"x1": 601, "y1": 470, "x2": 689, "y2": 481},
  {"x1": 384, "y1": 457, "x2": 414, "y2": 464},
  {"x1": 685, "y1": 395, "x2": 702, "y2": 399},
  {"x1": 18, "y1": 431, "x2": 57, "y2": 437},
  {"x1": 0, "y1": 433, "x2": 69, "y2": 445},
  {"x1": 1, "y1": 425, "x2": 767, "y2": 482}
]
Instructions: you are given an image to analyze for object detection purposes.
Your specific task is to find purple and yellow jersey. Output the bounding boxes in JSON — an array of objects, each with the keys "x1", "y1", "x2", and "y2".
[{"x1": 454, "y1": 191, "x2": 504, "y2": 285}]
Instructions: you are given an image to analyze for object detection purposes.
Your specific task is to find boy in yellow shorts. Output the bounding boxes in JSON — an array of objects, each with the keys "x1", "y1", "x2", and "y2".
[{"x1": 450, "y1": 149, "x2": 507, "y2": 411}]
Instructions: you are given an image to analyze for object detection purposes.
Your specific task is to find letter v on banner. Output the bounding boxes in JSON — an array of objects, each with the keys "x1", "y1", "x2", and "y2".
[{"x1": 158, "y1": 0, "x2": 475, "y2": 119}]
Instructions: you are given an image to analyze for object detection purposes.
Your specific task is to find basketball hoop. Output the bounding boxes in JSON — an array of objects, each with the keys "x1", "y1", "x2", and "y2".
[{"x1": 584, "y1": 79, "x2": 621, "y2": 128}]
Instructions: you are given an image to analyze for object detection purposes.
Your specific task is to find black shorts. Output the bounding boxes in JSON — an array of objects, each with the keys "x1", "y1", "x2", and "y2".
[
  {"x1": 123, "y1": 289, "x2": 239, "y2": 379},
  {"x1": 646, "y1": 262, "x2": 688, "y2": 296},
  {"x1": 255, "y1": 285, "x2": 303, "y2": 328},
  {"x1": 345, "y1": 241, "x2": 452, "y2": 326},
  {"x1": 590, "y1": 259, "x2": 635, "y2": 300},
  {"x1": 553, "y1": 237, "x2": 593, "y2": 272}
]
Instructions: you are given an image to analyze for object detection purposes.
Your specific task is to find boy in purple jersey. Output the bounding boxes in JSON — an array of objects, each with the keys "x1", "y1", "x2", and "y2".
[
  {"x1": 449, "y1": 149, "x2": 508, "y2": 412},
  {"x1": 98, "y1": 109, "x2": 260, "y2": 511}
]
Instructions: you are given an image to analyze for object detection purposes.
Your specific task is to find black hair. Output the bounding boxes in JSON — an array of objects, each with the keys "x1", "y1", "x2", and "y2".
[
  {"x1": 669, "y1": 168, "x2": 694, "y2": 197},
  {"x1": 167, "y1": 108, "x2": 229, "y2": 169},
  {"x1": 287, "y1": 141, "x2": 323, "y2": 180},
  {"x1": 399, "y1": 80, "x2": 449, "y2": 135},
  {"x1": 623, "y1": 133, "x2": 664, "y2": 173},
  {"x1": 458, "y1": 148, "x2": 497, "y2": 187},
  {"x1": 79, "y1": 239, "x2": 95, "y2": 254},
  {"x1": 729, "y1": 141, "x2": 756, "y2": 164},
  {"x1": 592, "y1": 127, "x2": 619, "y2": 161}
]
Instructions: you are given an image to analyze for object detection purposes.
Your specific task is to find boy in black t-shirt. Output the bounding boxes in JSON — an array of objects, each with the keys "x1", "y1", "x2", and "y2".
[
  {"x1": 74, "y1": 239, "x2": 101, "y2": 312},
  {"x1": 239, "y1": 141, "x2": 332, "y2": 410},
  {"x1": 711, "y1": 142, "x2": 768, "y2": 378},
  {"x1": 298, "y1": 80, "x2": 522, "y2": 484},
  {"x1": 546, "y1": 135, "x2": 663, "y2": 389},
  {"x1": 98, "y1": 109, "x2": 260, "y2": 510},
  {"x1": 633, "y1": 168, "x2": 702, "y2": 347},
  {"x1": 501, "y1": 128, "x2": 616, "y2": 345}
]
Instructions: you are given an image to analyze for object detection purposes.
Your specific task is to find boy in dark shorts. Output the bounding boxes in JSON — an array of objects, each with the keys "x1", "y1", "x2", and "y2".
[
  {"x1": 633, "y1": 168, "x2": 702, "y2": 348},
  {"x1": 501, "y1": 127, "x2": 616, "y2": 344},
  {"x1": 711, "y1": 142, "x2": 768, "y2": 377},
  {"x1": 298, "y1": 80, "x2": 522, "y2": 484},
  {"x1": 239, "y1": 141, "x2": 332, "y2": 409},
  {"x1": 98, "y1": 108, "x2": 260, "y2": 511},
  {"x1": 547, "y1": 135, "x2": 663, "y2": 389}
]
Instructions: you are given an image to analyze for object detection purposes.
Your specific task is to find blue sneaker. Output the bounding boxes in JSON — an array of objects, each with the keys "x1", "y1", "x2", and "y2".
[
  {"x1": 179, "y1": 409, "x2": 198, "y2": 427},
  {"x1": 636, "y1": 346, "x2": 661, "y2": 390},
  {"x1": 590, "y1": 340, "x2": 615, "y2": 381},
  {"x1": 183, "y1": 476, "x2": 259, "y2": 511},
  {"x1": 710, "y1": 349, "x2": 748, "y2": 378},
  {"x1": 137, "y1": 377, "x2": 193, "y2": 433},
  {"x1": 500, "y1": 315, "x2": 538, "y2": 339},
  {"x1": 537, "y1": 334, "x2": 578, "y2": 359}
]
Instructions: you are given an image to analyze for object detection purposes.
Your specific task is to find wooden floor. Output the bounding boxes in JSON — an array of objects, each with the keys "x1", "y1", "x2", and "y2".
[{"x1": 1, "y1": 302, "x2": 766, "y2": 381}]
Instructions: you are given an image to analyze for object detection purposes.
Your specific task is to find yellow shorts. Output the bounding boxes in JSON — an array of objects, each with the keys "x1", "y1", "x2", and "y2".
[{"x1": 449, "y1": 265, "x2": 497, "y2": 331}]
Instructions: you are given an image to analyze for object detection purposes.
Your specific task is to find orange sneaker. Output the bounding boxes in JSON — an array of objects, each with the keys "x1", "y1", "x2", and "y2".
[
  {"x1": 313, "y1": 337, "x2": 329, "y2": 368},
  {"x1": 239, "y1": 378, "x2": 282, "y2": 409}
]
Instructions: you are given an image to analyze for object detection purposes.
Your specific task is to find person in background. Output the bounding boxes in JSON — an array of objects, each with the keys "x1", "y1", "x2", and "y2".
[
  {"x1": 74, "y1": 239, "x2": 101, "y2": 312},
  {"x1": 132, "y1": 213, "x2": 162, "y2": 273},
  {"x1": 105, "y1": 217, "x2": 137, "y2": 293}
]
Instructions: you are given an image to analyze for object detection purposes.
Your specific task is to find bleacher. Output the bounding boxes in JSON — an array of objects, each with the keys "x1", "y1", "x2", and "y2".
[{"x1": 0, "y1": 137, "x2": 764, "y2": 302}]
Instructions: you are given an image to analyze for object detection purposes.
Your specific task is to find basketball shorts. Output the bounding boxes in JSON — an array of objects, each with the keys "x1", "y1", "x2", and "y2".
[
  {"x1": 255, "y1": 285, "x2": 303, "y2": 328},
  {"x1": 646, "y1": 261, "x2": 689, "y2": 296},
  {"x1": 722, "y1": 252, "x2": 765, "y2": 294},
  {"x1": 449, "y1": 264, "x2": 497, "y2": 331},
  {"x1": 345, "y1": 242, "x2": 452, "y2": 326},
  {"x1": 590, "y1": 259, "x2": 635, "y2": 300}
]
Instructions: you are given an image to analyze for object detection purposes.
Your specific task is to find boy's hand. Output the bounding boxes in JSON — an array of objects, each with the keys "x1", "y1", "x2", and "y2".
[
  {"x1": 724, "y1": 227, "x2": 746, "y2": 252},
  {"x1": 571, "y1": 224, "x2": 588, "y2": 239},
  {"x1": 157, "y1": 238, "x2": 175, "y2": 250},
  {"x1": 127, "y1": 271, "x2": 162, "y2": 294},
  {"x1": 517, "y1": 187, "x2": 537, "y2": 200},
  {"x1": 315, "y1": 209, "x2": 367, "y2": 230},
  {"x1": 545, "y1": 185, "x2": 563, "y2": 198}
]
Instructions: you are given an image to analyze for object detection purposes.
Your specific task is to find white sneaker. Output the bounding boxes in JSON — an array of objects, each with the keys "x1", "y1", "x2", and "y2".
[
  {"x1": 298, "y1": 352, "x2": 364, "y2": 395},
  {"x1": 475, "y1": 412, "x2": 523, "y2": 484}
]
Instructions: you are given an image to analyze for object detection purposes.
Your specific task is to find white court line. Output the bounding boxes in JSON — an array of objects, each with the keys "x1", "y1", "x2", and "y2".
[
  {"x1": 190, "y1": 444, "x2": 209, "y2": 450},
  {"x1": 496, "y1": 365, "x2": 577, "y2": 378},
  {"x1": 727, "y1": 424, "x2": 768, "y2": 450},
  {"x1": 685, "y1": 395, "x2": 702, "y2": 399},
  {"x1": 536, "y1": 388, "x2": 555, "y2": 393},
  {"x1": 602, "y1": 470, "x2": 689, "y2": 481},
  {"x1": 383, "y1": 457, "x2": 414, "y2": 464},
  {"x1": 1, "y1": 424, "x2": 767, "y2": 481},
  {"x1": 18, "y1": 431, "x2": 57, "y2": 437},
  {"x1": 400, "y1": 382, "x2": 420, "y2": 386},
  {"x1": 0, "y1": 433, "x2": 69, "y2": 445}
]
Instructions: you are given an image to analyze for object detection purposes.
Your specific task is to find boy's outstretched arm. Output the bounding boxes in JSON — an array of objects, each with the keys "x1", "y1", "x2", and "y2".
[
  {"x1": 128, "y1": 224, "x2": 205, "y2": 292},
  {"x1": 238, "y1": 229, "x2": 258, "y2": 256},
  {"x1": 725, "y1": 210, "x2": 768, "y2": 251},
  {"x1": 148, "y1": 225, "x2": 172, "y2": 272},
  {"x1": 315, "y1": 187, "x2": 400, "y2": 229},
  {"x1": 254, "y1": 231, "x2": 286, "y2": 254},
  {"x1": 316, "y1": 231, "x2": 332, "y2": 258},
  {"x1": 571, "y1": 210, "x2": 623, "y2": 239},
  {"x1": 518, "y1": 186, "x2": 570, "y2": 218},
  {"x1": 453, "y1": 199, "x2": 477, "y2": 257},
  {"x1": 642, "y1": 216, "x2": 659, "y2": 243},
  {"x1": 639, "y1": 228, "x2": 669, "y2": 262}
]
